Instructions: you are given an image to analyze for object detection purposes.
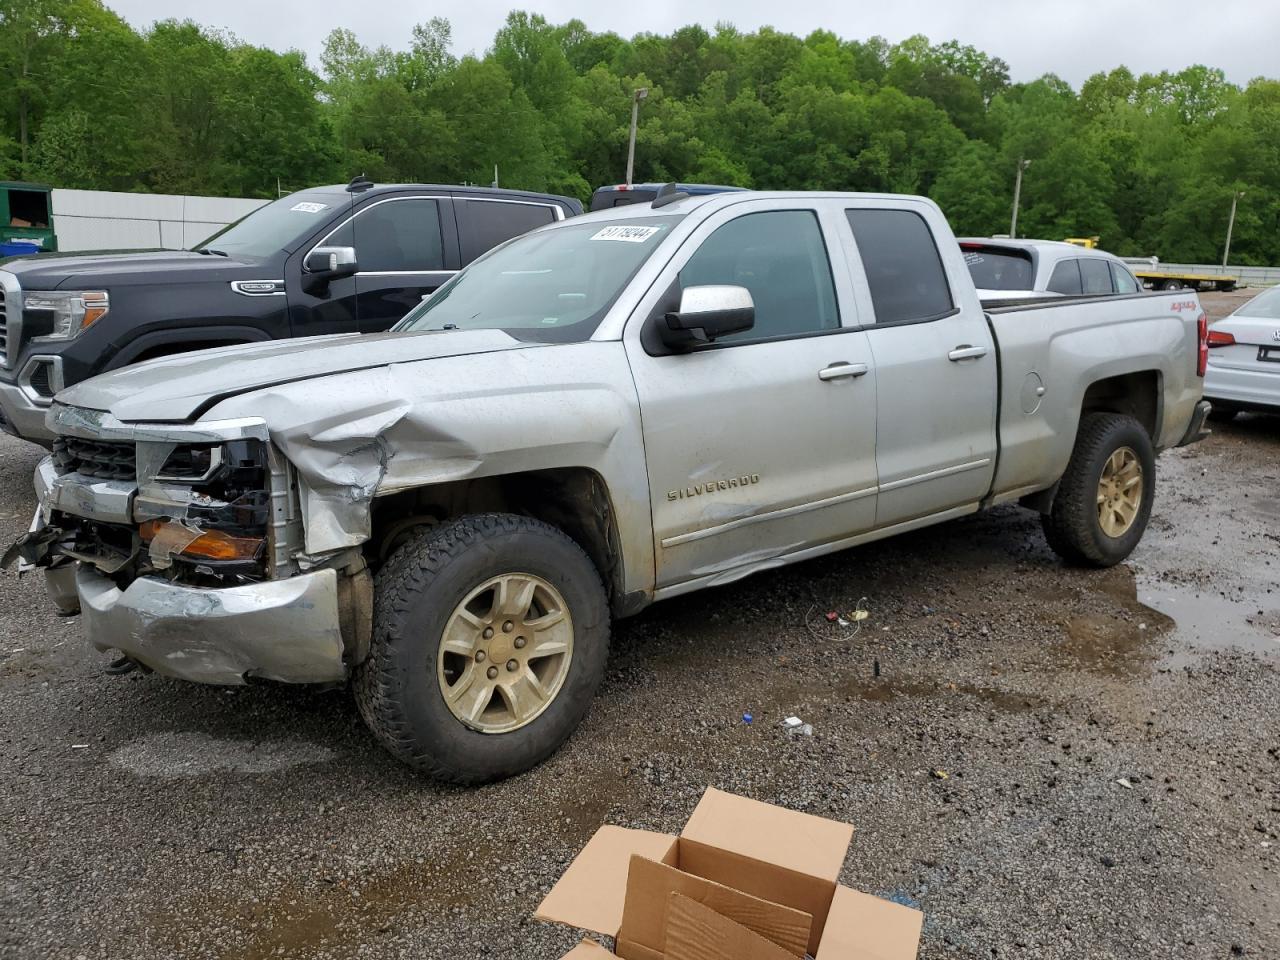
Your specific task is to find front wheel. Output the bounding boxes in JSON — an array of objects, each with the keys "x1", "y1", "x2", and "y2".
[
  {"x1": 1042, "y1": 413, "x2": 1156, "y2": 567},
  {"x1": 1207, "y1": 403, "x2": 1238, "y2": 423},
  {"x1": 354, "y1": 513, "x2": 610, "y2": 783}
]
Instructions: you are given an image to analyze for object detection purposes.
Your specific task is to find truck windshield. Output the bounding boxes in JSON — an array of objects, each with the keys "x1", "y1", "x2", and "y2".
[
  {"x1": 193, "y1": 194, "x2": 342, "y2": 257},
  {"x1": 962, "y1": 246, "x2": 1034, "y2": 290},
  {"x1": 398, "y1": 217, "x2": 682, "y2": 342}
]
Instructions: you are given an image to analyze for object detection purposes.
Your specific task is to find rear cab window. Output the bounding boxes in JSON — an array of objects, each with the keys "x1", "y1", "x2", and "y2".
[
  {"x1": 961, "y1": 244, "x2": 1034, "y2": 290},
  {"x1": 847, "y1": 209, "x2": 954, "y2": 324}
]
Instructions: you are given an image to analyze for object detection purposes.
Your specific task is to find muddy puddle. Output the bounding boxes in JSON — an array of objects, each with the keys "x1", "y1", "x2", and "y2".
[
  {"x1": 841, "y1": 676, "x2": 1046, "y2": 713},
  {"x1": 1060, "y1": 610, "x2": 1172, "y2": 676},
  {"x1": 1136, "y1": 576, "x2": 1280, "y2": 669},
  {"x1": 1050, "y1": 559, "x2": 1279, "y2": 675}
]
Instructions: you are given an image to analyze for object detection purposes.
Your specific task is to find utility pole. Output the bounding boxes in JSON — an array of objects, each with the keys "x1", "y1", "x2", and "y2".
[
  {"x1": 1222, "y1": 190, "x2": 1243, "y2": 267},
  {"x1": 1010, "y1": 158, "x2": 1031, "y2": 238},
  {"x1": 492, "y1": 164, "x2": 499, "y2": 188},
  {"x1": 625, "y1": 87, "x2": 648, "y2": 187}
]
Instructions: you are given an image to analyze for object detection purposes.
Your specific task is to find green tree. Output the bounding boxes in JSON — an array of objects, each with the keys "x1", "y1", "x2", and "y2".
[
  {"x1": 0, "y1": 7, "x2": 1275, "y2": 265},
  {"x1": 931, "y1": 140, "x2": 1009, "y2": 236}
]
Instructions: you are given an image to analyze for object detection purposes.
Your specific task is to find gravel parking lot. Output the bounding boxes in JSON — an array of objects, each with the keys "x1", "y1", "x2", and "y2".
[{"x1": 1, "y1": 290, "x2": 1277, "y2": 960}]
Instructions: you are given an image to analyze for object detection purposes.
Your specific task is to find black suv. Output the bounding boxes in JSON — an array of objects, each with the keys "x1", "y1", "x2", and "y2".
[{"x1": 0, "y1": 182, "x2": 582, "y2": 444}]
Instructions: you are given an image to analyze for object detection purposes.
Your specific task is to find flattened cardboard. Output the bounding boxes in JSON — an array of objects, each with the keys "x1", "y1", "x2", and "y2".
[
  {"x1": 616, "y1": 854, "x2": 811, "y2": 958},
  {"x1": 816, "y1": 885, "x2": 923, "y2": 960},
  {"x1": 536, "y1": 826, "x2": 678, "y2": 936},
  {"x1": 681, "y1": 788, "x2": 854, "y2": 882},
  {"x1": 663, "y1": 894, "x2": 798, "y2": 960},
  {"x1": 559, "y1": 941, "x2": 617, "y2": 959}
]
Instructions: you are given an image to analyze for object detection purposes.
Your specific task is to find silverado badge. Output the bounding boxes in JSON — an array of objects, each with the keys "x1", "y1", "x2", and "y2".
[{"x1": 668, "y1": 474, "x2": 760, "y2": 501}]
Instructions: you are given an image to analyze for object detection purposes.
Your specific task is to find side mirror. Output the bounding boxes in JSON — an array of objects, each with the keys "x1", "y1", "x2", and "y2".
[
  {"x1": 303, "y1": 246, "x2": 358, "y2": 289},
  {"x1": 659, "y1": 285, "x2": 755, "y2": 350}
]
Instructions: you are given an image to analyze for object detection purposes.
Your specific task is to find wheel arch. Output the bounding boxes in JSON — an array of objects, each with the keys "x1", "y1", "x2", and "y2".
[
  {"x1": 368, "y1": 466, "x2": 643, "y2": 617},
  {"x1": 1021, "y1": 370, "x2": 1161, "y2": 516},
  {"x1": 105, "y1": 325, "x2": 274, "y2": 370},
  {"x1": 1079, "y1": 369, "x2": 1162, "y2": 442}
]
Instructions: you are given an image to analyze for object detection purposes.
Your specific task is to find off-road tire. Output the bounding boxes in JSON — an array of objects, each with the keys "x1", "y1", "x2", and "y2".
[
  {"x1": 1206, "y1": 403, "x2": 1238, "y2": 423},
  {"x1": 1042, "y1": 413, "x2": 1155, "y2": 567},
  {"x1": 354, "y1": 513, "x2": 610, "y2": 783}
]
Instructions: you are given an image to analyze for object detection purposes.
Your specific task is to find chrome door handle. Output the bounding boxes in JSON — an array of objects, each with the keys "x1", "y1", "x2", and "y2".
[
  {"x1": 818, "y1": 362, "x2": 869, "y2": 381},
  {"x1": 948, "y1": 345, "x2": 988, "y2": 361}
]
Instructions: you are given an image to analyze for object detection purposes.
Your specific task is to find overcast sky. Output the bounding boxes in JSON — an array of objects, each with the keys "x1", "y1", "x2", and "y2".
[{"x1": 106, "y1": 0, "x2": 1271, "y2": 88}]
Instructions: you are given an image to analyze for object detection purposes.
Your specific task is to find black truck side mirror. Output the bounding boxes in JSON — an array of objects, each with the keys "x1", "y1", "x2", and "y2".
[{"x1": 303, "y1": 245, "x2": 359, "y2": 293}]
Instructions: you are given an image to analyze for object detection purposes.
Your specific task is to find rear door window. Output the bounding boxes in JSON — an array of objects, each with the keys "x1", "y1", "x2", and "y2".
[
  {"x1": 458, "y1": 199, "x2": 557, "y2": 263},
  {"x1": 1046, "y1": 259, "x2": 1083, "y2": 295},
  {"x1": 1111, "y1": 262, "x2": 1140, "y2": 294},
  {"x1": 1080, "y1": 258, "x2": 1114, "y2": 295},
  {"x1": 847, "y1": 209, "x2": 954, "y2": 324}
]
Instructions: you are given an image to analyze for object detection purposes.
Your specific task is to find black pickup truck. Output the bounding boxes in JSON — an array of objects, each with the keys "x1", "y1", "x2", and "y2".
[{"x1": 0, "y1": 182, "x2": 582, "y2": 444}]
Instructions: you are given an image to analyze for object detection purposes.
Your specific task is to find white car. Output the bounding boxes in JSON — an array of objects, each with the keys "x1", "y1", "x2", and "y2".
[
  {"x1": 961, "y1": 238, "x2": 1143, "y2": 302},
  {"x1": 1204, "y1": 284, "x2": 1280, "y2": 420}
]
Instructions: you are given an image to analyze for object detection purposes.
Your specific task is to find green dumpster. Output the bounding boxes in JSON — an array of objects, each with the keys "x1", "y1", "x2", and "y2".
[{"x1": 0, "y1": 181, "x2": 57, "y2": 253}]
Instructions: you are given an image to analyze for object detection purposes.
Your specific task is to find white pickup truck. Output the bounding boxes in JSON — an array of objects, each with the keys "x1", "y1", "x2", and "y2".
[{"x1": 12, "y1": 188, "x2": 1211, "y2": 782}]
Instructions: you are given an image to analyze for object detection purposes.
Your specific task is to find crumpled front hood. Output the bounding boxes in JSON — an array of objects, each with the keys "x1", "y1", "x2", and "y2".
[{"x1": 54, "y1": 330, "x2": 535, "y2": 423}]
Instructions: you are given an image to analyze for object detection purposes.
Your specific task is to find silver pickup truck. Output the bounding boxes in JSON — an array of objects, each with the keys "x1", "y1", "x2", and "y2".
[{"x1": 12, "y1": 190, "x2": 1211, "y2": 782}]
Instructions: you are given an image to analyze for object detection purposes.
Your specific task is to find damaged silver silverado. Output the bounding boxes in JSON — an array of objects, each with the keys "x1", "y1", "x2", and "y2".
[{"x1": 11, "y1": 190, "x2": 1211, "y2": 783}]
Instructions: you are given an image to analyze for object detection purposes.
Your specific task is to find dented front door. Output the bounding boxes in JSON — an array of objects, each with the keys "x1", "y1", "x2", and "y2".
[{"x1": 623, "y1": 199, "x2": 879, "y2": 590}]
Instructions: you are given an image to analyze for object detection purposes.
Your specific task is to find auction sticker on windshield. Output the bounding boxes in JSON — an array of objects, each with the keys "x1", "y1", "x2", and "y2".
[
  {"x1": 590, "y1": 225, "x2": 661, "y2": 243},
  {"x1": 290, "y1": 202, "x2": 329, "y2": 214}
]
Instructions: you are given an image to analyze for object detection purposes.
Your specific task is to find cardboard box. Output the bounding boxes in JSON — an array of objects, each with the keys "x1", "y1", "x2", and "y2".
[{"x1": 537, "y1": 788, "x2": 923, "y2": 960}]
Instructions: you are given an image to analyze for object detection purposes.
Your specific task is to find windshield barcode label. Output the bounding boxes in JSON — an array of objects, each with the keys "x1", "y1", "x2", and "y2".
[
  {"x1": 291, "y1": 202, "x2": 328, "y2": 214},
  {"x1": 590, "y1": 225, "x2": 660, "y2": 243}
]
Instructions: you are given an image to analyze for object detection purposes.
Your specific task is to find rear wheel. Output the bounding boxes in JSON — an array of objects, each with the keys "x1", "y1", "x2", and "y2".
[
  {"x1": 1042, "y1": 413, "x2": 1155, "y2": 567},
  {"x1": 354, "y1": 513, "x2": 610, "y2": 783},
  {"x1": 1160, "y1": 279, "x2": 1184, "y2": 291}
]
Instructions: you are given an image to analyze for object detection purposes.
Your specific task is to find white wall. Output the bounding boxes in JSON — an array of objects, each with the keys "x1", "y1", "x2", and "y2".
[{"x1": 50, "y1": 189, "x2": 269, "y2": 252}]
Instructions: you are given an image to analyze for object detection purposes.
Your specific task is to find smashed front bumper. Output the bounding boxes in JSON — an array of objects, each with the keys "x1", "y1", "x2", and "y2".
[
  {"x1": 17, "y1": 411, "x2": 359, "y2": 686},
  {"x1": 74, "y1": 564, "x2": 347, "y2": 685}
]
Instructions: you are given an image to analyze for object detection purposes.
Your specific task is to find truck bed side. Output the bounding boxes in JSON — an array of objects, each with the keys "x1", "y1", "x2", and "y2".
[{"x1": 986, "y1": 291, "x2": 1203, "y2": 503}]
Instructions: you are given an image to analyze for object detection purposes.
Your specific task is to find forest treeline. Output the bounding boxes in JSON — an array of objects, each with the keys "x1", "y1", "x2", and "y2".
[{"x1": 2, "y1": 1, "x2": 1278, "y2": 263}]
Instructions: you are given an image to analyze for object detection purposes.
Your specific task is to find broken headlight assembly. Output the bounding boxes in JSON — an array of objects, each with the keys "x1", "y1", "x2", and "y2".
[{"x1": 136, "y1": 439, "x2": 273, "y2": 580}]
